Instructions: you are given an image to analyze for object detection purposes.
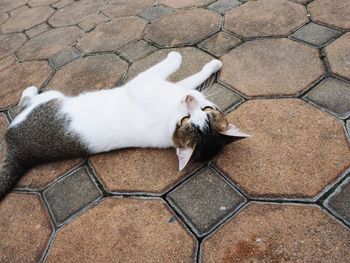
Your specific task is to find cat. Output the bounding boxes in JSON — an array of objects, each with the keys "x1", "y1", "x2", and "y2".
[{"x1": 0, "y1": 51, "x2": 250, "y2": 200}]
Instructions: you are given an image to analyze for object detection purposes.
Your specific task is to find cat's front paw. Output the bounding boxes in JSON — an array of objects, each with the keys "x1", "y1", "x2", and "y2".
[
  {"x1": 22, "y1": 86, "x2": 39, "y2": 97},
  {"x1": 204, "y1": 59, "x2": 222, "y2": 73},
  {"x1": 167, "y1": 51, "x2": 182, "y2": 64}
]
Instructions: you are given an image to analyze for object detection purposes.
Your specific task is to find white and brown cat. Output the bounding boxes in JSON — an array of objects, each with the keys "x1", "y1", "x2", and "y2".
[{"x1": 0, "y1": 52, "x2": 249, "y2": 199}]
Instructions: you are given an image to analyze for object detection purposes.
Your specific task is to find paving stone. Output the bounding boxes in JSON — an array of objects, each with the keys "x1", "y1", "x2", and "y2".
[
  {"x1": 139, "y1": 5, "x2": 173, "y2": 20},
  {"x1": 90, "y1": 148, "x2": 202, "y2": 193},
  {"x1": 49, "y1": 46, "x2": 81, "y2": 69},
  {"x1": 17, "y1": 159, "x2": 83, "y2": 189},
  {"x1": 208, "y1": 0, "x2": 241, "y2": 14},
  {"x1": 290, "y1": 22, "x2": 342, "y2": 47},
  {"x1": 225, "y1": 0, "x2": 308, "y2": 37},
  {"x1": 44, "y1": 167, "x2": 101, "y2": 225},
  {"x1": 160, "y1": 0, "x2": 212, "y2": 8},
  {"x1": 0, "y1": 13, "x2": 9, "y2": 25},
  {"x1": 77, "y1": 14, "x2": 109, "y2": 31},
  {"x1": 220, "y1": 38, "x2": 324, "y2": 97},
  {"x1": 25, "y1": 22, "x2": 50, "y2": 38},
  {"x1": 77, "y1": 17, "x2": 146, "y2": 53},
  {"x1": 215, "y1": 99, "x2": 350, "y2": 198},
  {"x1": 198, "y1": 31, "x2": 241, "y2": 57},
  {"x1": 51, "y1": 0, "x2": 74, "y2": 9},
  {"x1": 305, "y1": 78, "x2": 350, "y2": 119},
  {"x1": 0, "y1": 55, "x2": 17, "y2": 73},
  {"x1": 309, "y1": 0, "x2": 350, "y2": 30},
  {"x1": 202, "y1": 203, "x2": 350, "y2": 262},
  {"x1": 46, "y1": 54, "x2": 127, "y2": 96},
  {"x1": 325, "y1": 33, "x2": 350, "y2": 80},
  {"x1": 118, "y1": 40, "x2": 157, "y2": 62},
  {"x1": 325, "y1": 177, "x2": 350, "y2": 225},
  {"x1": 28, "y1": 0, "x2": 59, "y2": 6},
  {"x1": 18, "y1": 26, "x2": 83, "y2": 61},
  {"x1": 128, "y1": 47, "x2": 215, "y2": 82},
  {"x1": 46, "y1": 198, "x2": 196, "y2": 262},
  {"x1": 0, "y1": 193, "x2": 52, "y2": 263},
  {"x1": 49, "y1": 0, "x2": 107, "y2": 27},
  {"x1": 0, "y1": 0, "x2": 27, "y2": 12},
  {"x1": 9, "y1": 5, "x2": 30, "y2": 17},
  {"x1": 168, "y1": 167, "x2": 245, "y2": 236},
  {"x1": 0, "y1": 113, "x2": 8, "y2": 142},
  {"x1": 203, "y1": 83, "x2": 242, "y2": 111},
  {"x1": 145, "y1": 9, "x2": 220, "y2": 47},
  {"x1": 0, "y1": 61, "x2": 52, "y2": 108},
  {"x1": 0, "y1": 33, "x2": 26, "y2": 61},
  {"x1": 1, "y1": 6, "x2": 54, "y2": 33},
  {"x1": 103, "y1": 0, "x2": 155, "y2": 18}
]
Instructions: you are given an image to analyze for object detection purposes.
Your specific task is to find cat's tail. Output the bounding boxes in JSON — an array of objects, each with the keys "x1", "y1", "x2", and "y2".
[{"x1": 0, "y1": 151, "x2": 26, "y2": 200}]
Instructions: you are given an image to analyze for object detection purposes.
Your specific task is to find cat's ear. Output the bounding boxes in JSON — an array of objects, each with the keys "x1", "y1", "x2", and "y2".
[
  {"x1": 183, "y1": 95, "x2": 198, "y2": 114},
  {"x1": 220, "y1": 124, "x2": 251, "y2": 138},
  {"x1": 176, "y1": 147, "x2": 195, "y2": 171}
]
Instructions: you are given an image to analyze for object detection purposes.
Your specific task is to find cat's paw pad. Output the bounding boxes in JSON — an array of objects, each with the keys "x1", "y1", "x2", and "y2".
[
  {"x1": 167, "y1": 51, "x2": 182, "y2": 64},
  {"x1": 22, "y1": 86, "x2": 39, "y2": 97},
  {"x1": 204, "y1": 60, "x2": 222, "y2": 73}
]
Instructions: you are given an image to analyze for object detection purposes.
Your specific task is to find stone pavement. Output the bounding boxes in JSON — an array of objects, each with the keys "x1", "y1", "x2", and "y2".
[{"x1": 0, "y1": 0, "x2": 349, "y2": 262}]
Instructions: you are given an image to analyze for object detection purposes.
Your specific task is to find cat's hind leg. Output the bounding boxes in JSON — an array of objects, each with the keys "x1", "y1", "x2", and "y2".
[
  {"x1": 17, "y1": 86, "x2": 39, "y2": 113},
  {"x1": 176, "y1": 60, "x2": 222, "y2": 89}
]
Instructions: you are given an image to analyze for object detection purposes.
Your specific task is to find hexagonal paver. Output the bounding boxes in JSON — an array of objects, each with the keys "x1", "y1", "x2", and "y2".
[
  {"x1": 198, "y1": 31, "x2": 241, "y2": 57},
  {"x1": 0, "y1": 113, "x2": 8, "y2": 142},
  {"x1": 139, "y1": 5, "x2": 173, "y2": 21},
  {"x1": 48, "y1": 0, "x2": 107, "y2": 27},
  {"x1": 127, "y1": 47, "x2": 215, "y2": 82},
  {"x1": 90, "y1": 148, "x2": 202, "y2": 193},
  {"x1": 0, "y1": 33, "x2": 26, "y2": 61},
  {"x1": 46, "y1": 198, "x2": 196, "y2": 262},
  {"x1": 220, "y1": 38, "x2": 324, "y2": 97},
  {"x1": 77, "y1": 17, "x2": 146, "y2": 53},
  {"x1": 49, "y1": 46, "x2": 81, "y2": 69},
  {"x1": 160, "y1": 0, "x2": 211, "y2": 8},
  {"x1": 305, "y1": 77, "x2": 350, "y2": 119},
  {"x1": 10, "y1": 5, "x2": 29, "y2": 17},
  {"x1": 44, "y1": 167, "x2": 102, "y2": 225},
  {"x1": 1, "y1": 6, "x2": 54, "y2": 33},
  {"x1": 0, "y1": 0, "x2": 27, "y2": 13},
  {"x1": 145, "y1": 9, "x2": 220, "y2": 47},
  {"x1": 224, "y1": 0, "x2": 308, "y2": 37},
  {"x1": 0, "y1": 193, "x2": 52, "y2": 263},
  {"x1": 290, "y1": 22, "x2": 342, "y2": 47},
  {"x1": 46, "y1": 54, "x2": 127, "y2": 96},
  {"x1": 18, "y1": 26, "x2": 83, "y2": 61},
  {"x1": 25, "y1": 23, "x2": 51, "y2": 38},
  {"x1": 103, "y1": 0, "x2": 155, "y2": 18},
  {"x1": 325, "y1": 33, "x2": 350, "y2": 80},
  {"x1": 0, "y1": 55, "x2": 17, "y2": 73},
  {"x1": 28, "y1": 0, "x2": 59, "y2": 6},
  {"x1": 77, "y1": 14, "x2": 109, "y2": 32},
  {"x1": 202, "y1": 203, "x2": 350, "y2": 262},
  {"x1": 118, "y1": 40, "x2": 157, "y2": 62},
  {"x1": 215, "y1": 99, "x2": 350, "y2": 198},
  {"x1": 16, "y1": 159, "x2": 83, "y2": 189},
  {"x1": 309, "y1": 0, "x2": 350, "y2": 30},
  {"x1": 325, "y1": 176, "x2": 350, "y2": 225},
  {"x1": 208, "y1": 0, "x2": 241, "y2": 14},
  {"x1": 168, "y1": 167, "x2": 245, "y2": 236},
  {"x1": 0, "y1": 61, "x2": 53, "y2": 108}
]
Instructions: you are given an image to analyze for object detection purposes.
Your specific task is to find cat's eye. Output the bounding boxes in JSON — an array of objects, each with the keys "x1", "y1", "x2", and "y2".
[{"x1": 180, "y1": 116, "x2": 190, "y2": 125}]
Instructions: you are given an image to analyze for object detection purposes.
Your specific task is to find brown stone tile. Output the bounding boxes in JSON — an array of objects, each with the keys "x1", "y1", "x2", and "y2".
[
  {"x1": 77, "y1": 17, "x2": 146, "y2": 53},
  {"x1": 0, "y1": 55, "x2": 17, "y2": 73},
  {"x1": 325, "y1": 33, "x2": 350, "y2": 80},
  {"x1": 198, "y1": 31, "x2": 241, "y2": 57},
  {"x1": 214, "y1": 99, "x2": 350, "y2": 198},
  {"x1": 0, "y1": 113, "x2": 8, "y2": 142},
  {"x1": 9, "y1": 5, "x2": 30, "y2": 17},
  {"x1": 145, "y1": 9, "x2": 220, "y2": 47},
  {"x1": 1, "y1": 6, "x2": 54, "y2": 33},
  {"x1": 18, "y1": 26, "x2": 83, "y2": 61},
  {"x1": 77, "y1": 14, "x2": 109, "y2": 32},
  {"x1": 90, "y1": 148, "x2": 202, "y2": 193},
  {"x1": 309, "y1": 0, "x2": 350, "y2": 30},
  {"x1": 127, "y1": 47, "x2": 215, "y2": 82},
  {"x1": 103, "y1": 0, "x2": 155, "y2": 18},
  {"x1": 0, "y1": 13, "x2": 9, "y2": 25},
  {"x1": 17, "y1": 159, "x2": 83, "y2": 189},
  {"x1": 118, "y1": 40, "x2": 158, "y2": 62},
  {"x1": 0, "y1": 0, "x2": 27, "y2": 12},
  {"x1": 46, "y1": 198, "x2": 196, "y2": 262},
  {"x1": 220, "y1": 38, "x2": 324, "y2": 97},
  {"x1": 0, "y1": 33, "x2": 26, "y2": 61},
  {"x1": 25, "y1": 22, "x2": 50, "y2": 38},
  {"x1": 0, "y1": 61, "x2": 52, "y2": 108},
  {"x1": 202, "y1": 203, "x2": 350, "y2": 263},
  {"x1": 0, "y1": 193, "x2": 52, "y2": 263},
  {"x1": 46, "y1": 54, "x2": 127, "y2": 96},
  {"x1": 48, "y1": 0, "x2": 107, "y2": 27},
  {"x1": 160, "y1": 0, "x2": 211, "y2": 8},
  {"x1": 28, "y1": 0, "x2": 59, "y2": 6},
  {"x1": 225, "y1": 0, "x2": 308, "y2": 37}
]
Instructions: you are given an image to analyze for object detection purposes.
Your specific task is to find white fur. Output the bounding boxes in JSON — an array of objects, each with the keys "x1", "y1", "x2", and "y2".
[{"x1": 11, "y1": 52, "x2": 222, "y2": 154}]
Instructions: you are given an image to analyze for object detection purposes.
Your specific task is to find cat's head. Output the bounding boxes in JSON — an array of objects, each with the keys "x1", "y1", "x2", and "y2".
[{"x1": 172, "y1": 92, "x2": 250, "y2": 171}]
